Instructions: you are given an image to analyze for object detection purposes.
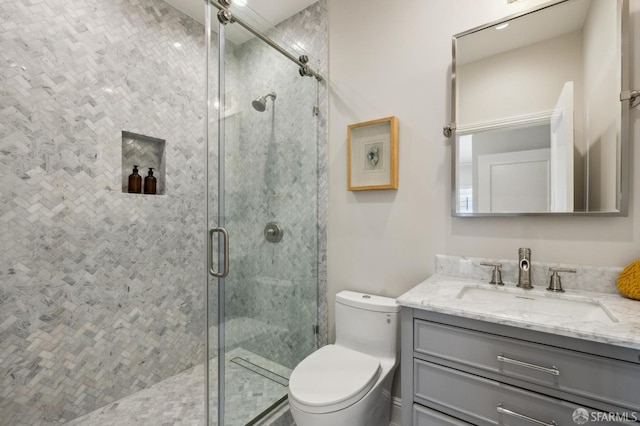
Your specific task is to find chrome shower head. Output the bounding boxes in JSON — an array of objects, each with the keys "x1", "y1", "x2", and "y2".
[
  {"x1": 251, "y1": 92, "x2": 277, "y2": 112},
  {"x1": 251, "y1": 97, "x2": 267, "y2": 112}
]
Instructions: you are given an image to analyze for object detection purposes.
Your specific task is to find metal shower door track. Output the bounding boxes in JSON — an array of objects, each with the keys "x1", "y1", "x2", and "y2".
[{"x1": 207, "y1": 0, "x2": 324, "y2": 82}]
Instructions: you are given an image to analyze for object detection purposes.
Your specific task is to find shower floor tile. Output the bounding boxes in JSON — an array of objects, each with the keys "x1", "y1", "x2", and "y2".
[{"x1": 63, "y1": 348, "x2": 291, "y2": 426}]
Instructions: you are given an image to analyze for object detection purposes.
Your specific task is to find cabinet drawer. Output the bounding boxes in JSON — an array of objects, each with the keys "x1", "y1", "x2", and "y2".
[
  {"x1": 413, "y1": 404, "x2": 472, "y2": 426},
  {"x1": 414, "y1": 360, "x2": 633, "y2": 425},
  {"x1": 414, "y1": 320, "x2": 640, "y2": 410}
]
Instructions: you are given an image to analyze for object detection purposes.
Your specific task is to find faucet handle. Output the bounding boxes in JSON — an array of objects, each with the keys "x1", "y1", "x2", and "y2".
[
  {"x1": 481, "y1": 262, "x2": 504, "y2": 286},
  {"x1": 547, "y1": 267, "x2": 576, "y2": 293}
]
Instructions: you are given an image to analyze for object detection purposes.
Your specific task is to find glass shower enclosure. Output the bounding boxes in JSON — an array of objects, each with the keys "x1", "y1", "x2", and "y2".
[
  {"x1": 205, "y1": 2, "x2": 322, "y2": 424},
  {"x1": 0, "y1": 0, "x2": 322, "y2": 423}
]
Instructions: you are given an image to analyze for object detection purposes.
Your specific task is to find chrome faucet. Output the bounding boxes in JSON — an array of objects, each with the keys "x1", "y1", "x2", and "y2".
[
  {"x1": 547, "y1": 267, "x2": 576, "y2": 292},
  {"x1": 517, "y1": 248, "x2": 532, "y2": 289},
  {"x1": 480, "y1": 262, "x2": 504, "y2": 286}
]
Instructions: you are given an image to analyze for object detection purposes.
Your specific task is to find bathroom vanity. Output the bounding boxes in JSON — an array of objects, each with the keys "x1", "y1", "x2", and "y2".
[{"x1": 398, "y1": 260, "x2": 640, "y2": 426}]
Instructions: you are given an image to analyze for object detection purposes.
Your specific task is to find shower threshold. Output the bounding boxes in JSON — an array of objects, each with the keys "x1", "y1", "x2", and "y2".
[{"x1": 63, "y1": 347, "x2": 291, "y2": 426}]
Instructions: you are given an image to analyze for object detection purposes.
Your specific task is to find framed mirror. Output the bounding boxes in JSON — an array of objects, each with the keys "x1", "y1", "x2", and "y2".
[{"x1": 450, "y1": 0, "x2": 630, "y2": 216}]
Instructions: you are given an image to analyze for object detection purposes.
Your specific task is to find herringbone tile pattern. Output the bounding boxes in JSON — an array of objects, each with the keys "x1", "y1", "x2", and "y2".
[
  {"x1": 221, "y1": 0, "x2": 328, "y2": 370},
  {"x1": 1, "y1": 0, "x2": 327, "y2": 423},
  {"x1": 64, "y1": 346, "x2": 291, "y2": 426},
  {"x1": 0, "y1": 0, "x2": 207, "y2": 423}
]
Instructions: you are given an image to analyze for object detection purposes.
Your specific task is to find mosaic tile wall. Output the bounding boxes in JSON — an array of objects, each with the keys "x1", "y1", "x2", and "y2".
[
  {"x1": 0, "y1": 0, "x2": 327, "y2": 424},
  {"x1": 217, "y1": 1, "x2": 328, "y2": 369},
  {"x1": 279, "y1": 0, "x2": 330, "y2": 353},
  {"x1": 0, "y1": 0, "x2": 208, "y2": 423}
]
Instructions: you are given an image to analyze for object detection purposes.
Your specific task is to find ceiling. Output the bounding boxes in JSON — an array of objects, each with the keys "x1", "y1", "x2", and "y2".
[
  {"x1": 163, "y1": 0, "x2": 318, "y2": 45},
  {"x1": 456, "y1": 0, "x2": 592, "y2": 65}
]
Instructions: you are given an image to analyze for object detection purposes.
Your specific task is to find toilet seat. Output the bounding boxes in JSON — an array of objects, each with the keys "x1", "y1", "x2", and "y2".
[{"x1": 289, "y1": 345, "x2": 381, "y2": 414}]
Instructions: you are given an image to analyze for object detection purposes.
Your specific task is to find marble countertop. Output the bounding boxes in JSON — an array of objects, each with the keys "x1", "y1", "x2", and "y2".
[{"x1": 397, "y1": 274, "x2": 640, "y2": 350}]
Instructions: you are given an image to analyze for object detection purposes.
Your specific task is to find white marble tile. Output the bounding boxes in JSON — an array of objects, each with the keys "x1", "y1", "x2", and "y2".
[
  {"x1": 64, "y1": 347, "x2": 291, "y2": 426},
  {"x1": 435, "y1": 254, "x2": 623, "y2": 293},
  {"x1": 1, "y1": 0, "x2": 328, "y2": 422},
  {"x1": 397, "y1": 273, "x2": 640, "y2": 350}
]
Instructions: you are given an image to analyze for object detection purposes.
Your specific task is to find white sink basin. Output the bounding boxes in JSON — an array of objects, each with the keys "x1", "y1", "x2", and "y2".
[{"x1": 456, "y1": 286, "x2": 618, "y2": 323}]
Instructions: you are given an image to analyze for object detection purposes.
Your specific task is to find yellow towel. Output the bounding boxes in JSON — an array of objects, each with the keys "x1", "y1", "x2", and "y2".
[{"x1": 617, "y1": 260, "x2": 640, "y2": 300}]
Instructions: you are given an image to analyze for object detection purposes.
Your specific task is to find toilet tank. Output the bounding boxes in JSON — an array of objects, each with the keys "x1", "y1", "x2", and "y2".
[{"x1": 335, "y1": 291, "x2": 400, "y2": 360}]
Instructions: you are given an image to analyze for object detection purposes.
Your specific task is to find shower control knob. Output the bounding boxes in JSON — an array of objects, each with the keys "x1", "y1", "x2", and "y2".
[{"x1": 264, "y1": 222, "x2": 283, "y2": 243}]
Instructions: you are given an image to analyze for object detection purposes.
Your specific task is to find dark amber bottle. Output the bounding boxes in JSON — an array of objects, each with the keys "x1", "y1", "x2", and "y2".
[
  {"x1": 128, "y1": 165, "x2": 142, "y2": 193},
  {"x1": 144, "y1": 168, "x2": 157, "y2": 195}
]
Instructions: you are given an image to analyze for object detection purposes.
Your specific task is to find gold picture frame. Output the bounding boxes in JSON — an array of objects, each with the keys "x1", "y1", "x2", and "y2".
[{"x1": 347, "y1": 116, "x2": 398, "y2": 191}]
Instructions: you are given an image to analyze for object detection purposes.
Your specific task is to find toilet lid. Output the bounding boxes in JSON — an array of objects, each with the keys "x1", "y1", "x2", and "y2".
[{"x1": 289, "y1": 345, "x2": 381, "y2": 413}]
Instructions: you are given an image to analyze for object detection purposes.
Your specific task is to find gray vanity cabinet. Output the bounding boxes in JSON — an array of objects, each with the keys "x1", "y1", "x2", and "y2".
[{"x1": 401, "y1": 308, "x2": 640, "y2": 426}]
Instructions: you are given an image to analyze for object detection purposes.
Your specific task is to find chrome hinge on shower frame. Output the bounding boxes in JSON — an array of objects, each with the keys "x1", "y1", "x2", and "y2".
[
  {"x1": 312, "y1": 325, "x2": 319, "y2": 335},
  {"x1": 312, "y1": 106, "x2": 319, "y2": 116}
]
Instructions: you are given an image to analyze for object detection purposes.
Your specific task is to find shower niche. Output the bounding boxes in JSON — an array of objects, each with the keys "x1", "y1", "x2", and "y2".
[{"x1": 121, "y1": 131, "x2": 166, "y2": 195}]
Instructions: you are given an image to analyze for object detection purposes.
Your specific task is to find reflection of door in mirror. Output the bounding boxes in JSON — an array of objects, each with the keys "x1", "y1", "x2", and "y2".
[
  {"x1": 461, "y1": 125, "x2": 551, "y2": 213},
  {"x1": 478, "y1": 148, "x2": 550, "y2": 213},
  {"x1": 550, "y1": 81, "x2": 574, "y2": 212}
]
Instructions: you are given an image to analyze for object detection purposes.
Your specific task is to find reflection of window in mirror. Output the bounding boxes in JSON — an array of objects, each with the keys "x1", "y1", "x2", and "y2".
[
  {"x1": 457, "y1": 135, "x2": 473, "y2": 213},
  {"x1": 452, "y1": 0, "x2": 627, "y2": 215}
]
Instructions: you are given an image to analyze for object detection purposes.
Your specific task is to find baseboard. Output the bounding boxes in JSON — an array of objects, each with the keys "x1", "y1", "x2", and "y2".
[{"x1": 390, "y1": 396, "x2": 402, "y2": 426}]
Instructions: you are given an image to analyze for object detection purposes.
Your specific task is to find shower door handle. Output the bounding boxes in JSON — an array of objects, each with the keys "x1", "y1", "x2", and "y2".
[{"x1": 209, "y1": 227, "x2": 229, "y2": 278}]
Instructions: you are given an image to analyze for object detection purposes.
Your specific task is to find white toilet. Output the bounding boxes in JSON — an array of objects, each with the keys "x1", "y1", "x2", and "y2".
[{"x1": 288, "y1": 291, "x2": 400, "y2": 426}]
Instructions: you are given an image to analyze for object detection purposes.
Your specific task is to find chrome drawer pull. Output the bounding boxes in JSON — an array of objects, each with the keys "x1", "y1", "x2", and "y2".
[
  {"x1": 497, "y1": 404, "x2": 557, "y2": 426},
  {"x1": 497, "y1": 354, "x2": 560, "y2": 376}
]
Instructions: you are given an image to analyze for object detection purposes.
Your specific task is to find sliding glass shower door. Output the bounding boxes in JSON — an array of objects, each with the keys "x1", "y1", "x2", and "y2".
[{"x1": 206, "y1": 3, "x2": 320, "y2": 424}]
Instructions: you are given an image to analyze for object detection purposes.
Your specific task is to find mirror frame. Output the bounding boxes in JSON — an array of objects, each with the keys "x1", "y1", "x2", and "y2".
[{"x1": 450, "y1": 0, "x2": 630, "y2": 217}]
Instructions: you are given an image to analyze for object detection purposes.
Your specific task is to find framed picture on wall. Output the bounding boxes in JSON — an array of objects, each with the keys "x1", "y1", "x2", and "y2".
[{"x1": 347, "y1": 116, "x2": 398, "y2": 191}]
